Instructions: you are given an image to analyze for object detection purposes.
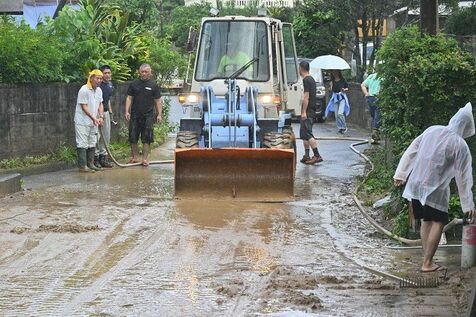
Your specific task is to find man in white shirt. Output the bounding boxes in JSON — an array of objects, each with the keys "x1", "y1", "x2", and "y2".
[
  {"x1": 394, "y1": 102, "x2": 475, "y2": 272},
  {"x1": 74, "y1": 69, "x2": 104, "y2": 173}
]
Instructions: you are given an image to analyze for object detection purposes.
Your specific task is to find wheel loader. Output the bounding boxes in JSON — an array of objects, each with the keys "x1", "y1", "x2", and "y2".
[{"x1": 175, "y1": 14, "x2": 303, "y2": 200}]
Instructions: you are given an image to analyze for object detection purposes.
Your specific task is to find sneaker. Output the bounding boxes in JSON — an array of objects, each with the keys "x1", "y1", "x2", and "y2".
[
  {"x1": 300, "y1": 155, "x2": 310, "y2": 164},
  {"x1": 305, "y1": 156, "x2": 324, "y2": 164}
]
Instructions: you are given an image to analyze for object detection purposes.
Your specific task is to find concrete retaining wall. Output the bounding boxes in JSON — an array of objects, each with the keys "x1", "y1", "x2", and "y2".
[
  {"x1": 0, "y1": 173, "x2": 21, "y2": 197},
  {"x1": 346, "y1": 83, "x2": 371, "y2": 130},
  {"x1": 0, "y1": 82, "x2": 130, "y2": 160},
  {"x1": 1, "y1": 81, "x2": 371, "y2": 160}
]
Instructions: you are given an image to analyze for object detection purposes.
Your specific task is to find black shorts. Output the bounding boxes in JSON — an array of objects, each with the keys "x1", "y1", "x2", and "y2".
[
  {"x1": 411, "y1": 199, "x2": 448, "y2": 224},
  {"x1": 129, "y1": 114, "x2": 154, "y2": 144},
  {"x1": 300, "y1": 112, "x2": 315, "y2": 141}
]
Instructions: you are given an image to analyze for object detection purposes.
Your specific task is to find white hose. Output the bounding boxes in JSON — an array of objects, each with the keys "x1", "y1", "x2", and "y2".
[
  {"x1": 313, "y1": 136, "x2": 463, "y2": 246},
  {"x1": 312, "y1": 136, "x2": 423, "y2": 245}
]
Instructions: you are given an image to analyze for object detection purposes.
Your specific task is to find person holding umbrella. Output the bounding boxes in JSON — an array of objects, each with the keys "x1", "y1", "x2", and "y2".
[
  {"x1": 310, "y1": 55, "x2": 351, "y2": 134},
  {"x1": 325, "y1": 70, "x2": 350, "y2": 134}
]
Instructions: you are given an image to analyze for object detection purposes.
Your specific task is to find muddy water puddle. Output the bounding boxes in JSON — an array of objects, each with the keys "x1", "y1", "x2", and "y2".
[{"x1": 0, "y1": 136, "x2": 473, "y2": 316}]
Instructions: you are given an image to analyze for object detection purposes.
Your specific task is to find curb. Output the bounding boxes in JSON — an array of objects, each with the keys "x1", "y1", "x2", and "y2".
[
  {"x1": 0, "y1": 173, "x2": 21, "y2": 198},
  {"x1": 1, "y1": 161, "x2": 75, "y2": 177},
  {"x1": 0, "y1": 162, "x2": 75, "y2": 197}
]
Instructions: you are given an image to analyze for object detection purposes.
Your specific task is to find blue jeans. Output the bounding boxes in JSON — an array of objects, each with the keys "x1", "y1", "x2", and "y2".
[
  {"x1": 335, "y1": 99, "x2": 347, "y2": 130},
  {"x1": 366, "y1": 96, "x2": 381, "y2": 130}
]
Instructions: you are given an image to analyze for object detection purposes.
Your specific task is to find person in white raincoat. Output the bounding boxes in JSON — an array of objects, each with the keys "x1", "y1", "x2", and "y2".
[{"x1": 394, "y1": 102, "x2": 475, "y2": 273}]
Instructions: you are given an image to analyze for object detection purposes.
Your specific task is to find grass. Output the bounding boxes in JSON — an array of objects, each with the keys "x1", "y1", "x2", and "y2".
[
  {"x1": 357, "y1": 146, "x2": 412, "y2": 238},
  {"x1": 359, "y1": 147, "x2": 394, "y2": 200},
  {"x1": 0, "y1": 143, "x2": 76, "y2": 170},
  {"x1": 0, "y1": 120, "x2": 173, "y2": 170}
]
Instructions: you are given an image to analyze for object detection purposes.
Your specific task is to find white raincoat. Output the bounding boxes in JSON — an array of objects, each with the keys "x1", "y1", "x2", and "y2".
[{"x1": 394, "y1": 102, "x2": 475, "y2": 213}]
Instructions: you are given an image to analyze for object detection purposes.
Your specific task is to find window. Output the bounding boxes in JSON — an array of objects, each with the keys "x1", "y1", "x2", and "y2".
[
  {"x1": 195, "y1": 20, "x2": 270, "y2": 82},
  {"x1": 282, "y1": 24, "x2": 298, "y2": 84}
]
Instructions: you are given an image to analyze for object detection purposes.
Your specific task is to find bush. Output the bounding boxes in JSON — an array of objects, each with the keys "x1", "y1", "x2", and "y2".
[
  {"x1": 360, "y1": 27, "x2": 476, "y2": 237},
  {"x1": 0, "y1": 19, "x2": 65, "y2": 83},
  {"x1": 377, "y1": 26, "x2": 476, "y2": 165}
]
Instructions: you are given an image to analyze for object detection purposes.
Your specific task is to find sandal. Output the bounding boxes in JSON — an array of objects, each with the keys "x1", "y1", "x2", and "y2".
[
  {"x1": 421, "y1": 264, "x2": 447, "y2": 273},
  {"x1": 128, "y1": 158, "x2": 140, "y2": 164},
  {"x1": 142, "y1": 160, "x2": 149, "y2": 167}
]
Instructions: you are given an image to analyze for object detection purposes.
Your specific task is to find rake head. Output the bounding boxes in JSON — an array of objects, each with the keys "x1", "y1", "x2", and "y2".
[{"x1": 398, "y1": 270, "x2": 447, "y2": 288}]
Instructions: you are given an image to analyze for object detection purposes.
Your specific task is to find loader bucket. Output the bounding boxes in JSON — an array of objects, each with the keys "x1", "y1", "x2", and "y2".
[{"x1": 174, "y1": 148, "x2": 295, "y2": 201}]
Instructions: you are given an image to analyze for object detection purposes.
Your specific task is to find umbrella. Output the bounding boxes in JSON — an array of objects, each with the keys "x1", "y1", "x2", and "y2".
[{"x1": 310, "y1": 55, "x2": 350, "y2": 70}]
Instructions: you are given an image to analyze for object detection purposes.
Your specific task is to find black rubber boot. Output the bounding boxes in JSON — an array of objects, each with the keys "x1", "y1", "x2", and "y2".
[
  {"x1": 77, "y1": 148, "x2": 94, "y2": 173},
  {"x1": 87, "y1": 148, "x2": 102, "y2": 171},
  {"x1": 99, "y1": 154, "x2": 113, "y2": 168},
  {"x1": 93, "y1": 155, "x2": 102, "y2": 169}
]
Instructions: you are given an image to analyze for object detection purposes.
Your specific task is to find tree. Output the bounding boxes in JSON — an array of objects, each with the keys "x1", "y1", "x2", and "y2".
[
  {"x1": 292, "y1": 0, "x2": 349, "y2": 58},
  {"x1": 164, "y1": 4, "x2": 211, "y2": 51},
  {"x1": 445, "y1": 5, "x2": 476, "y2": 36},
  {"x1": 329, "y1": 0, "x2": 401, "y2": 82},
  {"x1": 111, "y1": 0, "x2": 184, "y2": 37},
  {"x1": 49, "y1": 0, "x2": 147, "y2": 81},
  {"x1": 48, "y1": 0, "x2": 183, "y2": 82}
]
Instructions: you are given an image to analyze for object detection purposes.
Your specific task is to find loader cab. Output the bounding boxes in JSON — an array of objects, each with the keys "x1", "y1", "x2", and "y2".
[
  {"x1": 194, "y1": 19, "x2": 269, "y2": 82},
  {"x1": 185, "y1": 16, "x2": 302, "y2": 119}
]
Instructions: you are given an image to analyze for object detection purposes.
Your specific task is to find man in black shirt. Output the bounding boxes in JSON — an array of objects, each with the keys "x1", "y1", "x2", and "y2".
[
  {"x1": 95, "y1": 65, "x2": 114, "y2": 168},
  {"x1": 299, "y1": 61, "x2": 323, "y2": 165},
  {"x1": 125, "y1": 64, "x2": 163, "y2": 166}
]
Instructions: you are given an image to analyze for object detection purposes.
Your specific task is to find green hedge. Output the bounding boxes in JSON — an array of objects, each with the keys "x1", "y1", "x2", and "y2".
[
  {"x1": 0, "y1": 19, "x2": 65, "y2": 83},
  {"x1": 366, "y1": 26, "x2": 476, "y2": 235},
  {"x1": 377, "y1": 26, "x2": 476, "y2": 166}
]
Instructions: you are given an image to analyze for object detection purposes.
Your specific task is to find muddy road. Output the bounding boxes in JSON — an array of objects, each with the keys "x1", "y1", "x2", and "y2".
[{"x1": 0, "y1": 118, "x2": 474, "y2": 316}]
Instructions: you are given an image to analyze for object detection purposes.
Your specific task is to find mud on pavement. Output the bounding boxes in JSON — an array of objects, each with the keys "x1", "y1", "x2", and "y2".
[{"x1": 0, "y1": 126, "x2": 474, "y2": 316}]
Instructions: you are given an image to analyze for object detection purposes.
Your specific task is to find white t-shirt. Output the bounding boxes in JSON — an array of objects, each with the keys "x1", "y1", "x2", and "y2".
[{"x1": 74, "y1": 85, "x2": 103, "y2": 126}]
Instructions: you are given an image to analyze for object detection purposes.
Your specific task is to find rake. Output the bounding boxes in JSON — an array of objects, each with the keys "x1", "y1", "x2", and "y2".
[{"x1": 361, "y1": 264, "x2": 446, "y2": 288}]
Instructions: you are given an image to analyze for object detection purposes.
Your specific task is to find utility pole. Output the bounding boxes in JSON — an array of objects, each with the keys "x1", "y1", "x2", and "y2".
[
  {"x1": 420, "y1": 0, "x2": 438, "y2": 35},
  {"x1": 53, "y1": 0, "x2": 67, "y2": 18}
]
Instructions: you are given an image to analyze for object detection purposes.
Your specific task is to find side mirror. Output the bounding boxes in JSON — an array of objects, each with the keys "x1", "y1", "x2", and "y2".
[{"x1": 186, "y1": 27, "x2": 197, "y2": 53}]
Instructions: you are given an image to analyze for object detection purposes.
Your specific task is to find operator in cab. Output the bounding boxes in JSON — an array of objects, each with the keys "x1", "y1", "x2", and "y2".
[{"x1": 217, "y1": 40, "x2": 253, "y2": 77}]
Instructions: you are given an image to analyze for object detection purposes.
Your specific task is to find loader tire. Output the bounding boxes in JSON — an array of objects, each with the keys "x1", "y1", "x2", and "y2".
[
  {"x1": 282, "y1": 126, "x2": 295, "y2": 142},
  {"x1": 281, "y1": 127, "x2": 297, "y2": 166},
  {"x1": 262, "y1": 132, "x2": 293, "y2": 149},
  {"x1": 176, "y1": 131, "x2": 199, "y2": 149}
]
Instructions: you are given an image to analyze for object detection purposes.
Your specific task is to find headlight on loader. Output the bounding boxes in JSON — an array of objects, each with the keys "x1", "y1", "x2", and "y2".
[
  {"x1": 178, "y1": 93, "x2": 201, "y2": 105},
  {"x1": 258, "y1": 94, "x2": 281, "y2": 106}
]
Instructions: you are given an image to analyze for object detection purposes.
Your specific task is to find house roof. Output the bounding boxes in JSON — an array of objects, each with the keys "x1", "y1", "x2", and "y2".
[{"x1": 392, "y1": 1, "x2": 475, "y2": 17}]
